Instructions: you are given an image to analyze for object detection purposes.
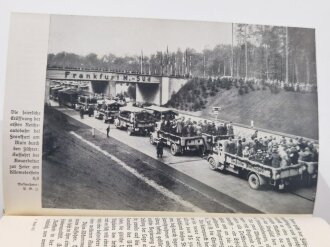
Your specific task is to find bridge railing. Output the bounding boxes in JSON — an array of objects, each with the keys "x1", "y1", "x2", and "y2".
[{"x1": 47, "y1": 66, "x2": 190, "y2": 79}]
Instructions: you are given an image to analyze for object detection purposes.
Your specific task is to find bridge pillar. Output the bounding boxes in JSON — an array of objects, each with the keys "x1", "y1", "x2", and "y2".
[
  {"x1": 109, "y1": 81, "x2": 116, "y2": 97},
  {"x1": 136, "y1": 83, "x2": 161, "y2": 105},
  {"x1": 161, "y1": 77, "x2": 169, "y2": 105},
  {"x1": 161, "y1": 77, "x2": 189, "y2": 105},
  {"x1": 135, "y1": 77, "x2": 189, "y2": 106}
]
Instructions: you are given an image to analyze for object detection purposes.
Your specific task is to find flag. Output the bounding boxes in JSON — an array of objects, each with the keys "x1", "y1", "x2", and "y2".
[
  {"x1": 140, "y1": 50, "x2": 144, "y2": 74},
  {"x1": 185, "y1": 49, "x2": 188, "y2": 75},
  {"x1": 166, "y1": 46, "x2": 169, "y2": 74},
  {"x1": 203, "y1": 55, "x2": 206, "y2": 77},
  {"x1": 160, "y1": 52, "x2": 163, "y2": 75},
  {"x1": 189, "y1": 56, "x2": 192, "y2": 76},
  {"x1": 174, "y1": 55, "x2": 177, "y2": 75},
  {"x1": 182, "y1": 53, "x2": 185, "y2": 76}
]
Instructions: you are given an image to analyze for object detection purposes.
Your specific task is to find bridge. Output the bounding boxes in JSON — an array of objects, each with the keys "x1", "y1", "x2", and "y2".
[{"x1": 46, "y1": 68, "x2": 188, "y2": 105}]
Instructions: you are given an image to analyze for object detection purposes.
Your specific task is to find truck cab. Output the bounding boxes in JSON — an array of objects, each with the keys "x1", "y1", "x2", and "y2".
[{"x1": 75, "y1": 95, "x2": 98, "y2": 112}]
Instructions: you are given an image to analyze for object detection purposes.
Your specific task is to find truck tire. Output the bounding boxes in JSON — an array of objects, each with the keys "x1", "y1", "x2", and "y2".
[
  {"x1": 217, "y1": 161, "x2": 225, "y2": 172},
  {"x1": 248, "y1": 173, "x2": 261, "y2": 190},
  {"x1": 170, "y1": 143, "x2": 179, "y2": 156},
  {"x1": 127, "y1": 128, "x2": 133, "y2": 136},
  {"x1": 198, "y1": 145, "x2": 206, "y2": 157},
  {"x1": 149, "y1": 135, "x2": 155, "y2": 145},
  {"x1": 114, "y1": 120, "x2": 120, "y2": 129},
  {"x1": 208, "y1": 157, "x2": 217, "y2": 170}
]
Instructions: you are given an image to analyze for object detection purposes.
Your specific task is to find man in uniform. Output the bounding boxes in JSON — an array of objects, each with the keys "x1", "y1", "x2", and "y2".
[
  {"x1": 176, "y1": 118, "x2": 183, "y2": 136},
  {"x1": 251, "y1": 130, "x2": 258, "y2": 140},
  {"x1": 156, "y1": 139, "x2": 164, "y2": 158},
  {"x1": 227, "y1": 122, "x2": 234, "y2": 136},
  {"x1": 106, "y1": 124, "x2": 110, "y2": 138},
  {"x1": 80, "y1": 107, "x2": 84, "y2": 119},
  {"x1": 201, "y1": 120, "x2": 208, "y2": 133}
]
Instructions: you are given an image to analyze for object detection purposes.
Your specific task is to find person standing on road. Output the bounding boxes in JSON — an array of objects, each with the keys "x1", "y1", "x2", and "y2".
[
  {"x1": 156, "y1": 139, "x2": 164, "y2": 158},
  {"x1": 106, "y1": 124, "x2": 110, "y2": 138},
  {"x1": 88, "y1": 106, "x2": 93, "y2": 117},
  {"x1": 80, "y1": 107, "x2": 84, "y2": 119}
]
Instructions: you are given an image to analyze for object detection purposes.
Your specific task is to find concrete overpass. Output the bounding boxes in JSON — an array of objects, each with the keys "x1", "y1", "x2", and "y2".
[{"x1": 46, "y1": 68, "x2": 188, "y2": 105}]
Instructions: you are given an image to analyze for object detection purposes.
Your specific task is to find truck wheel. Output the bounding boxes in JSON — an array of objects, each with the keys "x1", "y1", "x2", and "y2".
[
  {"x1": 198, "y1": 146, "x2": 206, "y2": 157},
  {"x1": 208, "y1": 157, "x2": 217, "y2": 170},
  {"x1": 170, "y1": 143, "x2": 179, "y2": 156},
  {"x1": 149, "y1": 135, "x2": 155, "y2": 145},
  {"x1": 217, "y1": 162, "x2": 225, "y2": 172},
  {"x1": 248, "y1": 173, "x2": 261, "y2": 190},
  {"x1": 127, "y1": 128, "x2": 133, "y2": 136}
]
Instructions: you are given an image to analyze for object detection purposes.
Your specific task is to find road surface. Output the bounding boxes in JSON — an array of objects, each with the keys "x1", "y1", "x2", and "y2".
[{"x1": 43, "y1": 103, "x2": 316, "y2": 213}]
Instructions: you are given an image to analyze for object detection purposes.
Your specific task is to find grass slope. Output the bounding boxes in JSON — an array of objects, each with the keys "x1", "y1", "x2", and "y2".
[{"x1": 180, "y1": 88, "x2": 318, "y2": 139}]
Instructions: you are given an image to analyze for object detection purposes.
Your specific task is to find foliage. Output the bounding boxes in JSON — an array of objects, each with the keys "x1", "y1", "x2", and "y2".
[{"x1": 47, "y1": 25, "x2": 316, "y2": 85}]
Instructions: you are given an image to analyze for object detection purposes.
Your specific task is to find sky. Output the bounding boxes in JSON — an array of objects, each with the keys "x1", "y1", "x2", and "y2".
[{"x1": 47, "y1": 15, "x2": 233, "y2": 57}]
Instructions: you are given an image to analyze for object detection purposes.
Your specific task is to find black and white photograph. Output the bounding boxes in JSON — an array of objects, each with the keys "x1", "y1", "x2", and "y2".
[{"x1": 42, "y1": 15, "x2": 318, "y2": 214}]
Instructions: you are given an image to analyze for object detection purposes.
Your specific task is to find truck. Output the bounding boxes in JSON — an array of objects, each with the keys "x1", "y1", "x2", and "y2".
[
  {"x1": 207, "y1": 139, "x2": 308, "y2": 190},
  {"x1": 202, "y1": 132, "x2": 234, "y2": 147},
  {"x1": 114, "y1": 106, "x2": 155, "y2": 136},
  {"x1": 49, "y1": 86, "x2": 64, "y2": 101},
  {"x1": 150, "y1": 129, "x2": 207, "y2": 156},
  {"x1": 144, "y1": 105, "x2": 178, "y2": 121},
  {"x1": 57, "y1": 88, "x2": 79, "y2": 108},
  {"x1": 149, "y1": 116, "x2": 207, "y2": 156},
  {"x1": 74, "y1": 95, "x2": 98, "y2": 113},
  {"x1": 95, "y1": 99, "x2": 124, "y2": 123}
]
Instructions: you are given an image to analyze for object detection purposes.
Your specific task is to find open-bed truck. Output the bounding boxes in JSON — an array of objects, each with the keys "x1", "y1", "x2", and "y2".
[
  {"x1": 207, "y1": 140, "x2": 308, "y2": 190},
  {"x1": 202, "y1": 133, "x2": 235, "y2": 146},
  {"x1": 95, "y1": 100, "x2": 123, "y2": 123},
  {"x1": 74, "y1": 95, "x2": 98, "y2": 113},
  {"x1": 114, "y1": 106, "x2": 155, "y2": 136},
  {"x1": 150, "y1": 128, "x2": 207, "y2": 156}
]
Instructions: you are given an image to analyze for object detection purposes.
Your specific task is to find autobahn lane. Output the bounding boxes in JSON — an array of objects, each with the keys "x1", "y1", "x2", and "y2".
[
  {"x1": 44, "y1": 107, "x2": 259, "y2": 213},
  {"x1": 52, "y1": 105, "x2": 316, "y2": 214}
]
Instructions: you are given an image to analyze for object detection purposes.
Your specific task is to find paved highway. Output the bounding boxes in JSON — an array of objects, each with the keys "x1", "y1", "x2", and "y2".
[{"x1": 47, "y1": 103, "x2": 316, "y2": 214}]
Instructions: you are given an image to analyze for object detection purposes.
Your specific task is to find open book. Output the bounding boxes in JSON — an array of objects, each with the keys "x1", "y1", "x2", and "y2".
[{"x1": 1, "y1": 13, "x2": 329, "y2": 246}]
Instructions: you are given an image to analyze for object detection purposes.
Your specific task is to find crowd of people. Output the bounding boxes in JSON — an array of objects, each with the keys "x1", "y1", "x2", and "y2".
[
  {"x1": 207, "y1": 76, "x2": 317, "y2": 93},
  {"x1": 158, "y1": 116, "x2": 234, "y2": 137},
  {"x1": 156, "y1": 115, "x2": 318, "y2": 168},
  {"x1": 223, "y1": 130, "x2": 318, "y2": 168}
]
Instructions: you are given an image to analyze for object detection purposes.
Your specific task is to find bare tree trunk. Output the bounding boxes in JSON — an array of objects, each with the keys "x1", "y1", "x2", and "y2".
[
  {"x1": 245, "y1": 25, "x2": 248, "y2": 80},
  {"x1": 285, "y1": 27, "x2": 289, "y2": 83},
  {"x1": 203, "y1": 55, "x2": 206, "y2": 77},
  {"x1": 231, "y1": 23, "x2": 234, "y2": 77},
  {"x1": 294, "y1": 60, "x2": 299, "y2": 83},
  {"x1": 224, "y1": 61, "x2": 226, "y2": 76},
  {"x1": 265, "y1": 45, "x2": 269, "y2": 80},
  {"x1": 236, "y1": 47, "x2": 240, "y2": 77}
]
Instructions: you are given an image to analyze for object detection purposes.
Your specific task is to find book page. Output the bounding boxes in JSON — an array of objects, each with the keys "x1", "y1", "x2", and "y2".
[
  {"x1": 0, "y1": 215, "x2": 329, "y2": 246},
  {"x1": 3, "y1": 13, "x2": 319, "y2": 216}
]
